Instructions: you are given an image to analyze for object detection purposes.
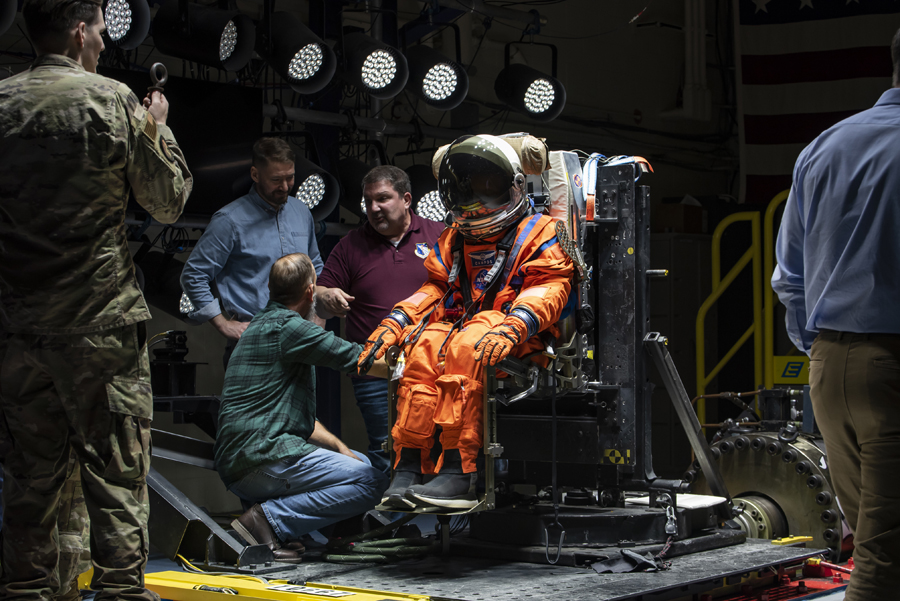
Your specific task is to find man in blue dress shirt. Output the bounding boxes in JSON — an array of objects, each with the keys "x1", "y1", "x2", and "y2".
[
  {"x1": 772, "y1": 29, "x2": 900, "y2": 601},
  {"x1": 181, "y1": 137, "x2": 323, "y2": 364}
]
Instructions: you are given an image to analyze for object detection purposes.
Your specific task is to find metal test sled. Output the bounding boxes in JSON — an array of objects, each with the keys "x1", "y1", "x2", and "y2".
[{"x1": 145, "y1": 145, "x2": 831, "y2": 601}]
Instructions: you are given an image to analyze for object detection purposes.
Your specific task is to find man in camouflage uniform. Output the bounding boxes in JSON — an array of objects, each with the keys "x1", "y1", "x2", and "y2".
[
  {"x1": 54, "y1": 453, "x2": 91, "y2": 601},
  {"x1": 0, "y1": 1, "x2": 192, "y2": 599}
]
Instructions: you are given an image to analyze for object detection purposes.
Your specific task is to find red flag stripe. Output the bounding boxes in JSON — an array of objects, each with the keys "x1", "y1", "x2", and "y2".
[{"x1": 741, "y1": 46, "x2": 893, "y2": 85}]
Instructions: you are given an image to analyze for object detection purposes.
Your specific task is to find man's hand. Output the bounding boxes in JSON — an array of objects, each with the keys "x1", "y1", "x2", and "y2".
[
  {"x1": 143, "y1": 90, "x2": 169, "y2": 126},
  {"x1": 358, "y1": 313, "x2": 405, "y2": 374},
  {"x1": 474, "y1": 316, "x2": 528, "y2": 366},
  {"x1": 309, "y1": 421, "x2": 363, "y2": 462},
  {"x1": 366, "y1": 356, "x2": 391, "y2": 380},
  {"x1": 211, "y1": 314, "x2": 249, "y2": 341},
  {"x1": 316, "y1": 286, "x2": 355, "y2": 318},
  {"x1": 338, "y1": 446, "x2": 363, "y2": 462}
]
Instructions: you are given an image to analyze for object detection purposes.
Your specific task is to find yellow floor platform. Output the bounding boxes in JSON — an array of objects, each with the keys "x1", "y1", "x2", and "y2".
[{"x1": 144, "y1": 571, "x2": 430, "y2": 601}]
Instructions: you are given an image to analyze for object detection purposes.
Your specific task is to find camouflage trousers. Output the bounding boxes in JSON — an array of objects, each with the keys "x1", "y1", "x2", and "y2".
[
  {"x1": 0, "y1": 323, "x2": 159, "y2": 601},
  {"x1": 0, "y1": 450, "x2": 88, "y2": 601},
  {"x1": 54, "y1": 451, "x2": 91, "y2": 601}
]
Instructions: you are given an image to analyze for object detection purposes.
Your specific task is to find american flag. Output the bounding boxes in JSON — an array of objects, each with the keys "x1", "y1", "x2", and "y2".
[{"x1": 736, "y1": 0, "x2": 900, "y2": 204}]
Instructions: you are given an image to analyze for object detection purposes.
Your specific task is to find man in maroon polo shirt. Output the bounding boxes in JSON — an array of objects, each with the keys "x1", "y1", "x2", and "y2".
[{"x1": 317, "y1": 166, "x2": 445, "y2": 472}]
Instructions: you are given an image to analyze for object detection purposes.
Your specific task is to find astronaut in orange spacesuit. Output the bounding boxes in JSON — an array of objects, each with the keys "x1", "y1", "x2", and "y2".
[{"x1": 358, "y1": 134, "x2": 574, "y2": 509}]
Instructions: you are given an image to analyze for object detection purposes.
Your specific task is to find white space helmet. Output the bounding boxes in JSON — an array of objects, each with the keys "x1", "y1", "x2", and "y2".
[{"x1": 438, "y1": 134, "x2": 529, "y2": 240}]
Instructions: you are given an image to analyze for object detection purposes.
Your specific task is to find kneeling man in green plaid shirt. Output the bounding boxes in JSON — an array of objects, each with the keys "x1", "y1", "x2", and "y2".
[{"x1": 214, "y1": 253, "x2": 389, "y2": 563}]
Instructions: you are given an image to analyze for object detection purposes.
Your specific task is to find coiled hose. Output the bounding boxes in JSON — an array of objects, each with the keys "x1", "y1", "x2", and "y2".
[{"x1": 322, "y1": 514, "x2": 441, "y2": 563}]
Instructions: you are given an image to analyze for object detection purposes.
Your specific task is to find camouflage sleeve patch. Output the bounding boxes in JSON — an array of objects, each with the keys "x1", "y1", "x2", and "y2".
[
  {"x1": 121, "y1": 88, "x2": 193, "y2": 225},
  {"x1": 160, "y1": 137, "x2": 174, "y2": 162},
  {"x1": 142, "y1": 112, "x2": 157, "y2": 140}
]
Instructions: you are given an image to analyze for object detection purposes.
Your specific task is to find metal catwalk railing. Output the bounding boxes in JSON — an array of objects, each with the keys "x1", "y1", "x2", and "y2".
[
  {"x1": 695, "y1": 212, "x2": 763, "y2": 425},
  {"x1": 694, "y1": 191, "x2": 795, "y2": 425}
]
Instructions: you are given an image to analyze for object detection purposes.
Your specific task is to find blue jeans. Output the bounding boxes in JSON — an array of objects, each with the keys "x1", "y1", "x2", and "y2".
[
  {"x1": 351, "y1": 378, "x2": 390, "y2": 473},
  {"x1": 228, "y1": 449, "x2": 389, "y2": 542}
]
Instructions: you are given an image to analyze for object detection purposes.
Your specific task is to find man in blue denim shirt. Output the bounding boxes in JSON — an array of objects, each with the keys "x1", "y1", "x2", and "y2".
[
  {"x1": 772, "y1": 28, "x2": 900, "y2": 601},
  {"x1": 181, "y1": 138, "x2": 323, "y2": 362}
]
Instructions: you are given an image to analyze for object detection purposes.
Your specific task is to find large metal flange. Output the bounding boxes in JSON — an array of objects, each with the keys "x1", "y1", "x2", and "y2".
[
  {"x1": 689, "y1": 432, "x2": 842, "y2": 560},
  {"x1": 732, "y1": 495, "x2": 787, "y2": 539}
]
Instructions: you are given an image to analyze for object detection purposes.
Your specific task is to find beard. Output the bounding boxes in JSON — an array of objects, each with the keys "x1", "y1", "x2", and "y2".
[
  {"x1": 259, "y1": 187, "x2": 288, "y2": 207},
  {"x1": 305, "y1": 294, "x2": 318, "y2": 321},
  {"x1": 369, "y1": 213, "x2": 390, "y2": 232}
]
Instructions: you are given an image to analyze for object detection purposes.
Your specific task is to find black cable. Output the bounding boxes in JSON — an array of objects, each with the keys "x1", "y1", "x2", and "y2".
[
  {"x1": 544, "y1": 358, "x2": 564, "y2": 565},
  {"x1": 11, "y1": 25, "x2": 35, "y2": 56},
  {"x1": 537, "y1": 0, "x2": 655, "y2": 40}
]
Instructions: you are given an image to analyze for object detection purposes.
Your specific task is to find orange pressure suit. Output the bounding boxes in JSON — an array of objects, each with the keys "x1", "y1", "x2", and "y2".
[{"x1": 388, "y1": 213, "x2": 573, "y2": 474}]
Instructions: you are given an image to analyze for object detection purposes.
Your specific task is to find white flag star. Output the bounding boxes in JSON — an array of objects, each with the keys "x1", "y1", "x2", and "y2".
[
  {"x1": 753, "y1": 0, "x2": 772, "y2": 12},
  {"x1": 800, "y1": 0, "x2": 814, "y2": 8}
]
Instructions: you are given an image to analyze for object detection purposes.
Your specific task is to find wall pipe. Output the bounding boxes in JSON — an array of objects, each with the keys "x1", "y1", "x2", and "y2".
[
  {"x1": 262, "y1": 103, "x2": 465, "y2": 140},
  {"x1": 420, "y1": 0, "x2": 546, "y2": 29}
]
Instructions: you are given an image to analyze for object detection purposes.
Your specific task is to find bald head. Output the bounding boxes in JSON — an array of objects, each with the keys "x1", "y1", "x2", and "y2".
[{"x1": 268, "y1": 253, "x2": 317, "y2": 318}]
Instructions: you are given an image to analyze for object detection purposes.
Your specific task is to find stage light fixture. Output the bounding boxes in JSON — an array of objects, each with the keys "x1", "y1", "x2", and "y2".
[
  {"x1": 261, "y1": 12, "x2": 336, "y2": 95},
  {"x1": 103, "y1": 0, "x2": 150, "y2": 50},
  {"x1": 337, "y1": 157, "x2": 371, "y2": 221},
  {"x1": 0, "y1": 1, "x2": 15, "y2": 37},
  {"x1": 294, "y1": 157, "x2": 339, "y2": 221},
  {"x1": 340, "y1": 33, "x2": 408, "y2": 99},
  {"x1": 135, "y1": 252, "x2": 190, "y2": 322},
  {"x1": 404, "y1": 44, "x2": 468, "y2": 110},
  {"x1": 152, "y1": 0, "x2": 255, "y2": 71},
  {"x1": 405, "y1": 164, "x2": 446, "y2": 222},
  {"x1": 494, "y1": 43, "x2": 565, "y2": 122},
  {"x1": 416, "y1": 190, "x2": 446, "y2": 222},
  {"x1": 179, "y1": 291, "x2": 195, "y2": 315}
]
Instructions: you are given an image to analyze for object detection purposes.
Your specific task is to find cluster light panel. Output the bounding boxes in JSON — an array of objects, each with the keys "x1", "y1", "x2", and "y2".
[
  {"x1": 179, "y1": 292, "x2": 195, "y2": 314},
  {"x1": 297, "y1": 174, "x2": 325, "y2": 209},
  {"x1": 524, "y1": 78, "x2": 555, "y2": 114},
  {"x1": 105, "y1": 0, "x2": 132, "y2": 41},
  {"x1": 416, "y1": 190, "x2": 446, "y2": 222},
  {"x1": 422, "y1": 63, "x2": 457, "y2": 101},
  {"x1": 361, "y1": 50, "x2": 397, "y2": 90},
  {"x1": 219, "y1": 20, "x2": 237, "y2": 62},
  {"x1": 289, "y1": 43, "x2": 324, "y2": 81}
]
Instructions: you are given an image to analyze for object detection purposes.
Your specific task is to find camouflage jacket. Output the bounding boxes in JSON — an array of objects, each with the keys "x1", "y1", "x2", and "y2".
[{"x1": 0, "y1": 54, "x2": 192, "y2": 334}]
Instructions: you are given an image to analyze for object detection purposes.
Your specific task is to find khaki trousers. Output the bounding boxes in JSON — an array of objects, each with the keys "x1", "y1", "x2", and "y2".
[{"x1": 810, "y1": 330, "x2": 900, "y2": 601}]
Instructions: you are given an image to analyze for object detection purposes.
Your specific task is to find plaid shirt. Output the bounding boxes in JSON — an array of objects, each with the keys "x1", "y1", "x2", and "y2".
[{"x1": 214, "y1": 301, "x2": 361, "y2": 487}]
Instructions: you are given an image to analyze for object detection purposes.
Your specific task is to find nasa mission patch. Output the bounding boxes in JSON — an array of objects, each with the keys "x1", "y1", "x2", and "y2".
[{"x1": 473, "y1": 269, "x2": 490, "y2": 291}]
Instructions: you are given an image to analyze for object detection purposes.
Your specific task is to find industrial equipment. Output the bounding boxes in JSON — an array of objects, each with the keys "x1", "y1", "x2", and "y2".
[
  {"x1": 139, "y1": 142, "x2": 836, "y2": 601},
  {"x1": 689, "y1": 388, "x2": 845, "y2": 561}
]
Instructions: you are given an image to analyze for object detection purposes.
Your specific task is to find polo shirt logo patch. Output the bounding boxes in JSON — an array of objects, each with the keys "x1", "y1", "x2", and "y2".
[
  {"x1": 469, "y1": 250, "x2": 496, "y2": 268},
  {"x1": 415, "y1": 243, "x2": 430, "y2": 259}
]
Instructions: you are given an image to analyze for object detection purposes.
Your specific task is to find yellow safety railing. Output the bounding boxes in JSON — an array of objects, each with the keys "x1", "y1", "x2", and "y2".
[
  {"x1": 763, "y1": 190, "x2": 791, "y2": 389},
  {"x1": 695, "y1": 212, "x2": 763, "y2": 425}
]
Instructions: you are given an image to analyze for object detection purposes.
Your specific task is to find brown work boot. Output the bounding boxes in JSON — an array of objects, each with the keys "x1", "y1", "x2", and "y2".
[
  {"x1": 232, "y1": 504, "x2": 303, "y2": 564},
  {"x1": 283, "y1": 540, "x2": 306, "y2": 553}
]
